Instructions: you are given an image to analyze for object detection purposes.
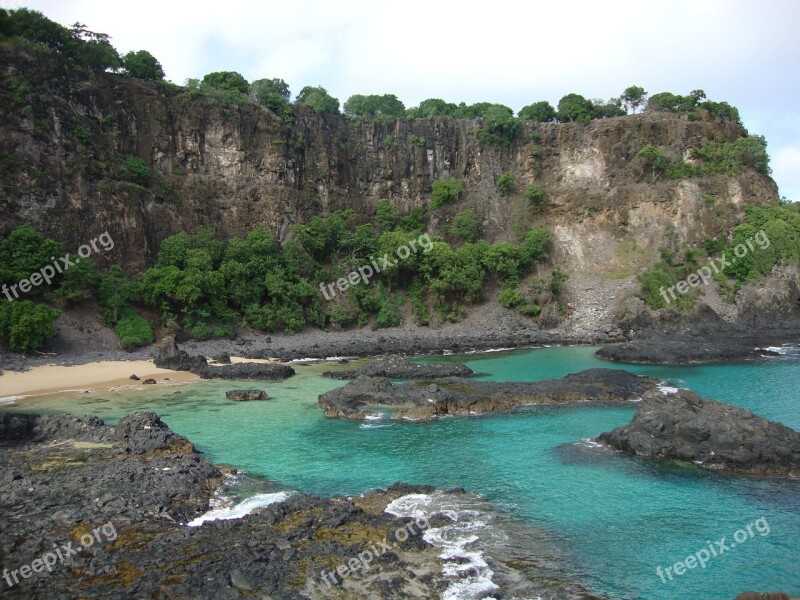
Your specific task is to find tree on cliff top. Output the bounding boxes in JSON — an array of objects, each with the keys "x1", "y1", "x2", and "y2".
[
  {"x1": 296, "y1": 86, "x2": 340, "y2": 115},
  {"x1": 518, "y1": 101, "x2": 556, "y2": 122},
  {"x1": 344, "y1": 94, "x2": 406, "y2": 118},
  {"x1": 122, "y1": 50, "x2": 164, "y2": 80},
  {"x1": 621, "y1": 85, "x2": 647, "y2": 114},
  {"x1": 201, "y1": 71, "x2": 249, "y2": 94},
  {"x1": 251, "y1": 78, "x2": 293, "y2": 123}
]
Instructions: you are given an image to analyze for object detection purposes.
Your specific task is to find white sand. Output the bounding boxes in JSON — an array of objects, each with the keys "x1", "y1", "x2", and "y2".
[{"x1": 0, "y1": 360, "x2": 198, "y2": 400}]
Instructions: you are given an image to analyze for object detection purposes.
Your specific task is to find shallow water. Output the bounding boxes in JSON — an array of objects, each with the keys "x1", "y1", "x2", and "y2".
[{"x1": 8, "y1": 345, "x2": 800, "y2": 599}]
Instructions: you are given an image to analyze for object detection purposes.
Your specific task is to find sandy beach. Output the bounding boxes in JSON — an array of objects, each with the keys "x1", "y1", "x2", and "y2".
[{"x1": 0, "y1": 360, "x2": 198, "y2": 402}]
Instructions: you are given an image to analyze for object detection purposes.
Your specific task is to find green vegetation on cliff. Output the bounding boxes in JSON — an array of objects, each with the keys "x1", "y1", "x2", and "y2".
[{"x1": 638, "y1": 204, "x2": 800, "y2": 310}]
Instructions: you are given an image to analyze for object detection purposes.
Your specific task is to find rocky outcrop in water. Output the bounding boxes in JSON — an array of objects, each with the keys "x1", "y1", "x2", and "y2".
[
  {"x1": 226, "y1": 389, "x2": 269, "y2": 401},
  {"x1": 317, "y1": 368, "x2": 659, "y2": 420},
  {"x1": 596, "y1": 333, "x2": 788, "y2": 364},
  {"x1": 322, "y1": 355, "x2": 474, "y2": 380},
  {"x1": 597, "y1": 389, "x2": 800, "y2": 477}
]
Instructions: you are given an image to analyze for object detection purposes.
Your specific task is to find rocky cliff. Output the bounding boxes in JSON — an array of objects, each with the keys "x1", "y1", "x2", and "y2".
[{"x1": 0, "y1": 42, "x2": 778, "y2": 278}]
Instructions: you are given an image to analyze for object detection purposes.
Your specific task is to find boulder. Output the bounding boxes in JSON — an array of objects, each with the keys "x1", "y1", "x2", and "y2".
[{"x1": 226, "y1": 389, "x2": 269, "y2": 401}]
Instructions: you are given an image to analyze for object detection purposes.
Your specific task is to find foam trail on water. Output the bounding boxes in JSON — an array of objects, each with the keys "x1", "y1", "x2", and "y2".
[{"x1": 386, "y1": 492, "x2": 500, "y2": 600}]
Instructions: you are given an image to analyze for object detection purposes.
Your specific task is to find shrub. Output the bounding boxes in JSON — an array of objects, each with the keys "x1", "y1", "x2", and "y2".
[
  {"x1": 449, "y1": 209, "x2": 481, "y2": 243},
  {"x1": 430, "y1": 178, "x2": 463, "y2": 210},
  {"x1": 692, "y1": 135, "x2": 771, "y2": 176},
  {"x1": 0, "y1": 300, "x2": 61, "y2": 351},
  {"x1": 374, "y1": 199, "x2": 397, "y2": 233},
  {"x1": 525, "y1": 184, "x2": 546, "y2": 211},
  {"x1": 114, "y1": 308, "x2": 154, "y2": 350},
  {"x1": 123, "y1": 156, "x2": 150, "y2": 185},
  {"x1": 344, "y1": 94, "x2": 405, "y2": 118},
  {"x1": 497, "y1": 172, "x2": 517, "y2": 196}
]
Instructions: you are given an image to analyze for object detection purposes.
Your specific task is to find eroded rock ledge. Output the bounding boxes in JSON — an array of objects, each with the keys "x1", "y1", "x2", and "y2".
[
  {"x1": 595, "y1": 333, "x2": 790, "y2": 365},
  {"x1": 597, "y1": 389, "x2": 800, "y2": 477},
  {"x1": 154, "y1": 336, "x2": 295, "y2": 380},
  {"x1": 317, "y1": 368, "x2": 659, "y2": 420},
  {"x1": 322, "y1": 355, "x2": 474, "y2": 380}
]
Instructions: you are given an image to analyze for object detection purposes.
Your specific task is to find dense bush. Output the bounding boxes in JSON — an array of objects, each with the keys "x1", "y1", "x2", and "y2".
[
  {"x1": 114, "y1": 308, "x2": 153, "y2": 350},
  {"x1": 0, "y1": 300, "x2": 61, "y2": 351},
  {"x1": 525, "y1": 184, "x2": 546, "y2": 211},
  {"x1": 122, "y1": 156, "x2": 150, "y2": 185},
  {"x1": 449, "y1": 210, "x2": 481, "y2": 243},
  {"x1": 430, "y1": 178, "x2": 464, "y2": 210},
  {"x1": 406, "y1": 98, "x2": 458, "y2": 118},
  {"x1": 497, "y1": 172, "x2": 517, "y2": 196}
]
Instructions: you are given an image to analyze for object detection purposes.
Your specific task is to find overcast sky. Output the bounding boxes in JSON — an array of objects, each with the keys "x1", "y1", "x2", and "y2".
[{"x1": 17, "y1": 0, "x2": 800, "y2": 200}]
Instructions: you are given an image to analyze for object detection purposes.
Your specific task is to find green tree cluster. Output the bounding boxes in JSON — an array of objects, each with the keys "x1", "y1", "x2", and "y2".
[
  {"x1": 296, "y1": 86, "x2": 340, "y2": 114},
  {"x1": 250, "y1": 78, "x2": 293, "y2": 123},
  {"x1": 1, "y1": 9, "x2": 121, "y2": 70},
  {"x1": 344, "y1": 94, "x2": 405, "y2": 118},
  {"x1": 122, "y1": 50, "x2": 164, "y2": 80}
]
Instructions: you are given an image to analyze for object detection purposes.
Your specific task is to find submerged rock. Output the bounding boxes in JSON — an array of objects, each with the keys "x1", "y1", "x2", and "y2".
[
  {"x1": 597, "y1": 389, "x2": 800, "y2": 477},
  {"x1": 318, "y1": 368, "x2": 659, "y2": 420},
  {"x1": 226, "y1": 389, "x2": 269, "y2": 401}
]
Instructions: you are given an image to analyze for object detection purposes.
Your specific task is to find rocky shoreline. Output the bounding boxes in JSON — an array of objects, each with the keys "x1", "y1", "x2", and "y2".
[{"x1": 0, "y1": 411, "x2": 608, "y2": 599}]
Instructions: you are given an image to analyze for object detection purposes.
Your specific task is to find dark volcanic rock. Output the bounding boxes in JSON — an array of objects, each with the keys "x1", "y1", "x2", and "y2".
[
  {"x1": 596, "y1": 334, "x2": 784, "y2": 364},
  {"x1": 154, "y1": 336, "x2": 294, "y2": 381},
  {"x1": 597, "y1": 389, "x2": 800, "y2": 477},
  {"x1": 199, "y1": 362, "x2": 295, "y2": 381},
  {"x1": 226, "y1": 389, "x2": 269, "y2": 401},
  {"x1": 0, "y1": 411, "x2": 470, "y2": 599},
  {"x1": 318, "y1": 368, "x2": 659, "y2": 420},
  {"x1": 323, "y1": 355, "x2": 474, "y2": 380}
]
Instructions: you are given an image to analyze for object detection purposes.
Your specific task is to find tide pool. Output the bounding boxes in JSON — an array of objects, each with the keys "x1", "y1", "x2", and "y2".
[{"x1": 9, "y1": 345, "x2": 800, "y2": 599}]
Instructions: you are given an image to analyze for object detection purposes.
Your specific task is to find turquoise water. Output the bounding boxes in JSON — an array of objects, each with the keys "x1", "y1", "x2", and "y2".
[{"x1": 9, "y1": 346, "x2": 800, "y2": 599}]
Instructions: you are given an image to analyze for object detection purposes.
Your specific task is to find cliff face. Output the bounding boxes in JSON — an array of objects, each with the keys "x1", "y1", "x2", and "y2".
[{"x1": 0, "y1": 43, "x2": 778, "y2": 275}]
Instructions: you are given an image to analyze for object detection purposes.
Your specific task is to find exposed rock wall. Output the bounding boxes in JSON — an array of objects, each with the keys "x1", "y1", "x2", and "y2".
[{"x1": 0, "y1": 43, "x2": 778, "y2": 276}]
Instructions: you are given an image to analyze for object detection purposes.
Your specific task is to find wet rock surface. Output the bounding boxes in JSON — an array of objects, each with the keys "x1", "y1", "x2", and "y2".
[
  {"x1": 322, "y1": 355, "x2": 474, "y2": 380},
  {"x1": 317, "y1": 368, "x2": 659, "y2": 420},
  {"x1": 597, "y1": 389, "x2": 800, "y2": 477}
]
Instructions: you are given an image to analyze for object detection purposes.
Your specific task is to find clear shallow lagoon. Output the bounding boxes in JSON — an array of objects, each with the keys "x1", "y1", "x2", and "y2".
[{"x1": 10, "y1": 345, "x2": 800, "y2": 599}]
